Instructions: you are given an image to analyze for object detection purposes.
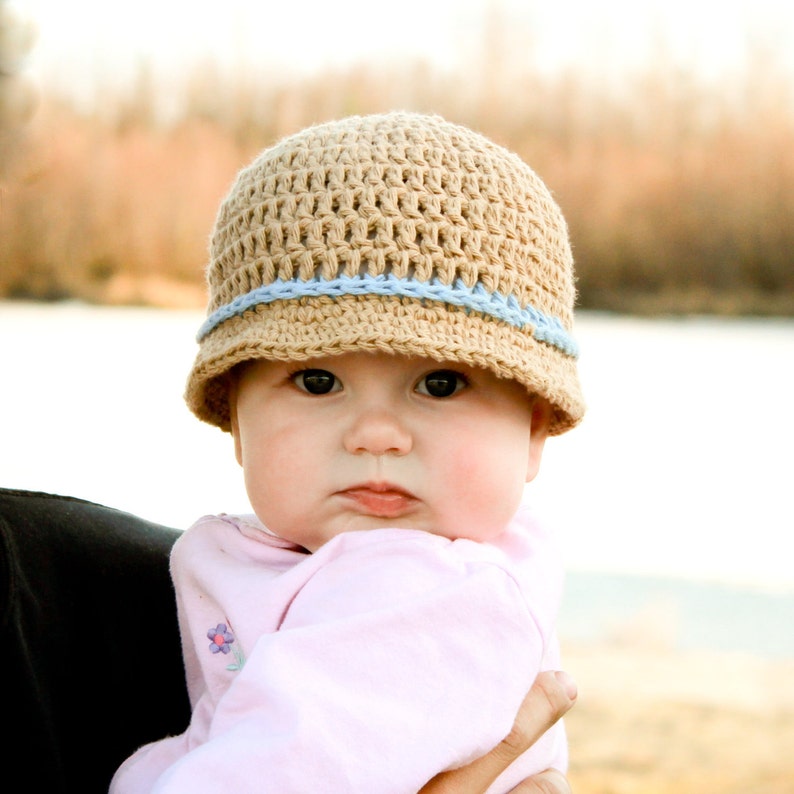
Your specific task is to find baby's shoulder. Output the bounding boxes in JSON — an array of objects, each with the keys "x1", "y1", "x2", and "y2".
[{"x1": 172, "y1": 513, "x2": 307, "y2": 569}]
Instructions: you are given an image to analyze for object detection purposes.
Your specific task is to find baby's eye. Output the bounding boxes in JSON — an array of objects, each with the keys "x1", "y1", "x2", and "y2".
[
  {"x1": 291, "y1": 369, "x2": 341, "y2": 395},
  {"x1": 416, "y1": 370, "x2": 468, "y2": 398}
]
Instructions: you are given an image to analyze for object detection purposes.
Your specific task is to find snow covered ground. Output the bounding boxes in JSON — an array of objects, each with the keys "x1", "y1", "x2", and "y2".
[{"x1": 3, "y1": 302, "x2": 792, "y2": 594}]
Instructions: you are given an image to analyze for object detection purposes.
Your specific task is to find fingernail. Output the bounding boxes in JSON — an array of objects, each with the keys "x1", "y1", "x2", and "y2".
[{"x1": 554, "y1": 670, "x2": 578, "y2": 701}]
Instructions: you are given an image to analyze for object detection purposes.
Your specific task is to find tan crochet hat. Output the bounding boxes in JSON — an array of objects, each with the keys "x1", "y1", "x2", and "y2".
[{"x1": 186, "y1": 112, "x2": 584, "y2": 435}]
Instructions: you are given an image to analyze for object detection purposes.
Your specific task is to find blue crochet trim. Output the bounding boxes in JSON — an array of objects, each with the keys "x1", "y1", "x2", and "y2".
[{"x1": 197, "y1": 274, "x2": 579, "y2": 358}]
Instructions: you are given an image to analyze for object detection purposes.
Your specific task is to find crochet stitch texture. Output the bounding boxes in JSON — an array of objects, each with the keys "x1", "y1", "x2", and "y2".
[{"x1": 185, "y1": 112, "x2": 585, "y2": 435}]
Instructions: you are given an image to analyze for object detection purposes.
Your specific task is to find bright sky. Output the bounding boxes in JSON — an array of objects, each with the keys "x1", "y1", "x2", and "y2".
[{"x1": 16, "y1": 0, "x2": 794, "y2": 98}]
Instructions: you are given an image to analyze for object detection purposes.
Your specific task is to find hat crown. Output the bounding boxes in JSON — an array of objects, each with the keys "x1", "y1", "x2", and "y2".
[{"x1": 207, "y1": 113, "x2": 575, "y2": 326}]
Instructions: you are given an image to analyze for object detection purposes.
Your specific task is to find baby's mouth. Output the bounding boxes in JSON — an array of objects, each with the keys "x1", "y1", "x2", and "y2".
[{"x1": 336, "y1": 482, "x2": 419, "y2": 518}]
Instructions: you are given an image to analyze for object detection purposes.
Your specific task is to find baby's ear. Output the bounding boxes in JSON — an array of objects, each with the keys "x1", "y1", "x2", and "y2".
[
  {"x1": 526, "y1": 398, "x2": 552, "y2": 483},
  {"x1": 228, "y1": 376, "x2": 244, "y2": 467}
]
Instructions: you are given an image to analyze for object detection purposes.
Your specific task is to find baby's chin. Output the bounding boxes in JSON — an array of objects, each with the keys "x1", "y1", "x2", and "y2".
[
  {"x1": 318, "y1": 521, "x2": 511, "y2": 553},
  {"x1": 296, "y1": 518, "x2": 440, "y2": 552}
]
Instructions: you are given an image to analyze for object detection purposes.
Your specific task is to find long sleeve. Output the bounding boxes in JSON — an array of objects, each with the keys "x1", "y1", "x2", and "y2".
[{"x1": 112, "y1": 511, "x2": 566, "y2": 793}]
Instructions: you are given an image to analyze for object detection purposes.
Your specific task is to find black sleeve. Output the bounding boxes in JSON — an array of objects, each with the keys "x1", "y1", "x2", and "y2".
[{"x1": 0, "y1": 488, "x2": 190, "y2": 793}]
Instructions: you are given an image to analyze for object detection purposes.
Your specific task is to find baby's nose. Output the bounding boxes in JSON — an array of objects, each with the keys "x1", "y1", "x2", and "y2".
[{"x1": 342, "y1": 409, "x2": 413, "y2": 456}]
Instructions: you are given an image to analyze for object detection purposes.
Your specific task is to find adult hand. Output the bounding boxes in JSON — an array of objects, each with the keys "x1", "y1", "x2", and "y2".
[{"x1": 419, "y1": 670, "x2": 577, "y2": 794}]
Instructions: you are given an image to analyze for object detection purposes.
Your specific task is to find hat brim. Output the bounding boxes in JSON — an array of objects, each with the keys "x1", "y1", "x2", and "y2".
[{"x1": 185, "y1": 295, "x2": 585, "y2": 436}]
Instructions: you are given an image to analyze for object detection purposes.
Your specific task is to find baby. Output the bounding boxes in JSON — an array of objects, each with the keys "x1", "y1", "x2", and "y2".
[{"x1": 111, "y1": 111, "x2": 585, "y2": 793}]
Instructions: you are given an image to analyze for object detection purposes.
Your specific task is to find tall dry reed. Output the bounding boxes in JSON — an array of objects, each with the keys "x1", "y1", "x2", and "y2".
[{"x1": 2, "y1": 38, "x2": 792, "y2": 314}]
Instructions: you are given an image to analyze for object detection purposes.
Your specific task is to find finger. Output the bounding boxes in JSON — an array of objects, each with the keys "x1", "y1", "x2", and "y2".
[
  {"x1": 419, "y1": 671, "x2": 577, "y2": 794},
  {"x1": 508, "y1": 768, "x2": 572, "y2": 794},
  {"x1": 501, "y1": 671, "x2": 578, "y2": 758}
]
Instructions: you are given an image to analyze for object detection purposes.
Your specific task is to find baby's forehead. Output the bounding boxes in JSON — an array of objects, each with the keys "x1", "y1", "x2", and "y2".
[{"x1": 243, "y1": 351, "x2": 482, "y2": 373}]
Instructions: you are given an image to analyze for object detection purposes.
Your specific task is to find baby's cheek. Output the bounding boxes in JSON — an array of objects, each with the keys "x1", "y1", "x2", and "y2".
[
  {"x1": 446, "y1": 438, "x2": 484, "y2": 481},
  {"x1": 243, "y1": 448, "x2": 304, "y2": 527},
  {"x1": 442, "y1": 447, "x2": 502, "y2": 534},
  {"x1": 455, "y1": 441, "x2": 527, "y2": 526}
]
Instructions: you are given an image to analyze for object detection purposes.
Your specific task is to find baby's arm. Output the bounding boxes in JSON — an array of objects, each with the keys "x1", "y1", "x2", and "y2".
[{"x1": 115, "y1": 531, "x2": 564, "y2": 793}]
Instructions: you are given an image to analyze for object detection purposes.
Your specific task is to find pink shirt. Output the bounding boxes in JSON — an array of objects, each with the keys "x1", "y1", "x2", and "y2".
[{"x1": 111, "y1": 499, "x2": 567, "y2": 793}]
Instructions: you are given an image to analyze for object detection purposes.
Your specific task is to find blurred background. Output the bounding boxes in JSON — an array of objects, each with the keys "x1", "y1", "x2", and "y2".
[
  {"x1": 2, "y1": 1, "x2": 793, "y2": 791},
  {"x1": 3, "y1": 0, "x2": 794, "y2": 314}
]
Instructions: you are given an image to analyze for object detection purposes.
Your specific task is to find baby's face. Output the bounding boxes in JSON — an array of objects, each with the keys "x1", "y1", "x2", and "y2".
[{"x1": 230, "y1": 352, "x2": 550, "y2": 551}]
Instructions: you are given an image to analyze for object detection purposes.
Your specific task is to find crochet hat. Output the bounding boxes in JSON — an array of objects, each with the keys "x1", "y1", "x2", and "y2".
[{"x1": 185, "y1": 112, "x2": 584, "y2": 435}]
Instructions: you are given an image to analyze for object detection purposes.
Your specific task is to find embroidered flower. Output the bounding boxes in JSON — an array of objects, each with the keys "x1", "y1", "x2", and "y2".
[
  {"x1": 207, "y1": 622, "x2": 246, "y2": 671},
  {"x1": 208, "y1": 623, "x2": 235, "y2": 655}
]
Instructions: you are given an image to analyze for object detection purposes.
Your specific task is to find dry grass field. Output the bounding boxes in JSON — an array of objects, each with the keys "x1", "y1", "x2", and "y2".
[
  {"x1": 2, "y1": 36, "x2": 793, "y2": 316},
  {"x1": 563, "y1": 643, "x2": 794, "y2": 793}
]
